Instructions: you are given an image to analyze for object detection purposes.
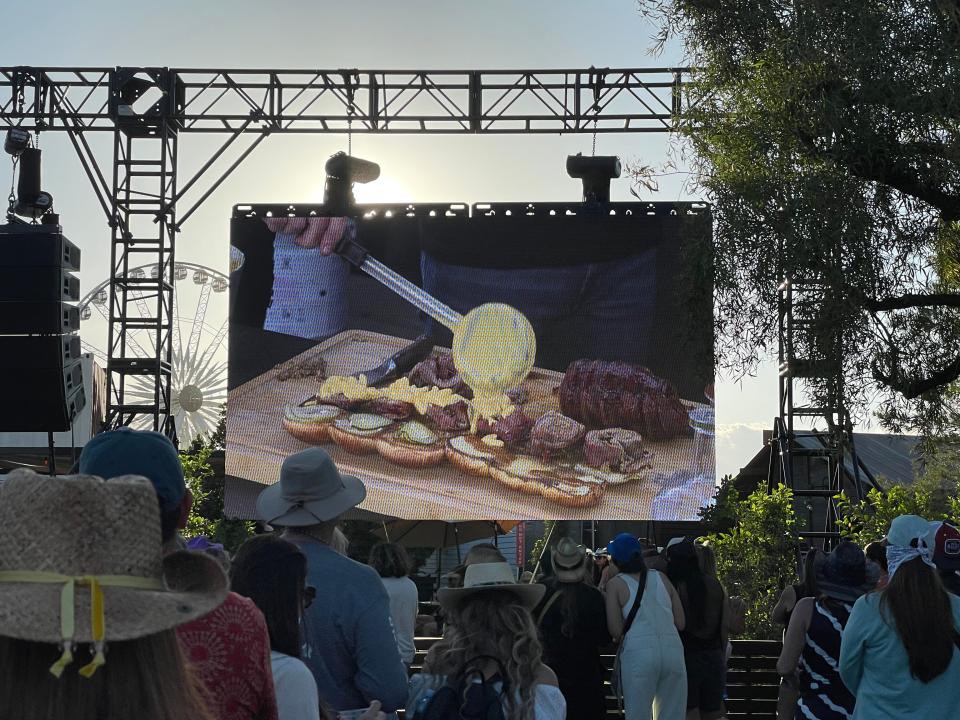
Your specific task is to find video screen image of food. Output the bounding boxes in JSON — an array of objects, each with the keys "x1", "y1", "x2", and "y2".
[{"x1": 225, "y1": 203, "x2": 714, "y2": 521}]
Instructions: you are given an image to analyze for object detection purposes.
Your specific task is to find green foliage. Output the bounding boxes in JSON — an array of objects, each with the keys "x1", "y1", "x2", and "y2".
[
  {"x1": 529, "y1": 520, "x2": 556, "y2": 571},
  {"x1": 838, "y1": 440, "x2": 960, "y2": 545},
  {"x1": 642, "y1": 0, "x2": 960, "y2": 433},
  {"x1": 705, "y1": 484, "x2": 797, "y2": 640},
  {"x1": 698, "y1": 474, "x2": 739, "y2": 533},
  {"x1": 180, "y1": 408, "x2": 254, "y2": 554}
]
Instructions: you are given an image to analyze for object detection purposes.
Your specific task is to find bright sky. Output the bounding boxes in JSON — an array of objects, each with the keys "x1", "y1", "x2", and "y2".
[{"x1": 2, "y1": 0, "x2": 782, "y2": 477}]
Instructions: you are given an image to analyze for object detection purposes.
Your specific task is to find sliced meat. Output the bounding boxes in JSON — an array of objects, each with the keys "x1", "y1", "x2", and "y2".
[
  {"x1": 506, "y1": 387, "x2": 528, "y2": 405},
  {"x1": 363, "y1": 398, "x2": 415, "y2": 420},
  {"x1": 321, "y1": 393, "x2": 364, "y2": 411},
  {"x1": 558, "y1": 359, "x2": 691, "y2": 440},
  {"x1": 476, "y1": 409, "x2": 534, "y2": 444},
  {"x1": 528, "y1": 411, "x2": 586, "y2": 460},
  {"x1": 408, "y1": 355, "x2": 473, "y2": 397},
  {"x1": 424, "y1": 400, "x2": 471, "y2": 432},
  {"x1": 584, "y1": 428, "x2": 646, "y2": 470}
]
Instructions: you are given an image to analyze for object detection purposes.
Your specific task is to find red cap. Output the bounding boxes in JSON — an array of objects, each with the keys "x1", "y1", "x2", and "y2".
[{"x1": 929, "y1": 522, "x2": 960, "y2": 572}]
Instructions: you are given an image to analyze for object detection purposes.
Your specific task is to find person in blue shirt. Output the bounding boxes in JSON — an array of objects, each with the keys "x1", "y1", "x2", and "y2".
[
  {"x1": 839, "y1": 515, "x2": 960, "y2": 720},
  {"x1": 256, "y1": 448, "x2": 409, "y2": 717}
]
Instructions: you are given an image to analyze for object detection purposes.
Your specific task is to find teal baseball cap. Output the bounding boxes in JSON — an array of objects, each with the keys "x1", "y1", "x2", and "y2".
[{"x1": 79, "y1": 427, "x2": 185, "y2": 512}]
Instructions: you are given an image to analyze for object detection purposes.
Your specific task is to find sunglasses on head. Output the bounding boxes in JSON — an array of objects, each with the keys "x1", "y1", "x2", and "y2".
[{"x1": 303, "y1": 585, "x2": 317, "y2": 609}]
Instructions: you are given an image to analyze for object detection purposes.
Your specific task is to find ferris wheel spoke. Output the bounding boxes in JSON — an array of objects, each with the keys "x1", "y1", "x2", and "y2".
[
  {"x1": 197, "y1": 318, "x2": 229, "y2": 371},
  {"x1": 134, "y1": 290, "x2": 157, "y2": 356},
  {"x1": 89, "y1": 299, "x2": 153, "y2": 360},
  {"x1": 184, "y1": 347, "x2": 225, "y2": 390},
  {"x1": 187, "y1": 282, "x2": 212, "y2": 362},
  {"x1": 172, "y1": 288, "x2": 183, "y2": 361}
]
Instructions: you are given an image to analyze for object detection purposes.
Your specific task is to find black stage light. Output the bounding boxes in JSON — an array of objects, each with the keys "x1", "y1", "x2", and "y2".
[
  {"x1": 567, "y1": 153, "x2": 622, "y2": 204},
  {"x1": 4, "y1": 128, "x2": 30, "y2": 157},
  {"x1": 10, "y1": 146, "x2": 53, "y2": 220},
  {"x1": 323, "y1": 152, "x2": 381, "y2": 214}
]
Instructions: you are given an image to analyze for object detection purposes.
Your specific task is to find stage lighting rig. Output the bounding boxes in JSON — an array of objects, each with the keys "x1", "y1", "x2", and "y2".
[
  {"x1": 3, "y1": 128, "x2": 30, "y2": 156},
  {"x1": 567, "y1": 153, "x2": 622, "y2": 204},
  {"x1": 4, "y1": 129, "x2": 53, "y2": 222},
  {"x1": 323, "y1": 151, "x2": 381, "y2": 214}
]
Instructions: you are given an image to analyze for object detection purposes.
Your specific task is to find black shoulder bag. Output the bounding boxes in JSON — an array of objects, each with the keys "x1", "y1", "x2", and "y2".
[{"x1": 612, "y1": 570, "x2": 648, "y2": 711}]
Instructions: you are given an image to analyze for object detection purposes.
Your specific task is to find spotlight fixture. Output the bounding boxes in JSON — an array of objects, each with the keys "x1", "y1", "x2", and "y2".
[
  {"x1": 4, "y1": 132, "x2": 54, "y2": 221},
  {"x1": 323, "y1": 151, "x2": 381, "y2": 214},
  {"x1": 567, "y1": 153, "x2": 622, "y2": 204},
  {"x1": 3, "y1": 128, "x2": 30, "y2": 157}
]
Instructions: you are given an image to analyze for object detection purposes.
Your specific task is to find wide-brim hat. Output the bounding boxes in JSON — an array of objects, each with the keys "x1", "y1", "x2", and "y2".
[
  {"x1": 0, "y1": 471, "x2": 228, "y2": 650},
  {"x1": 816, "y1": 541, "x2": 879, "y2": 603},
  {"x1": 551, "y1": 537, "x2": 588, "y2": 583},
  {"x1": 438, "y1": 562, "x2": 545, "y2": 611},
  {"x1": 257, "y1": 447, "x2": 366, "y2": 526}
]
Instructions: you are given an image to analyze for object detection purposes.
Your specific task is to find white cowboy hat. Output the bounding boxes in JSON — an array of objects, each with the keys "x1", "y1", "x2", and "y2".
[
  {"x1": 551, "y1": 537, "x2": 588, "y2": 583},
  {"x1": 438, "y1": 562, "x2": 545, "y2": 610},
  {"x1": 256, "y1": 448, "x2": 366, "y2": 526}
]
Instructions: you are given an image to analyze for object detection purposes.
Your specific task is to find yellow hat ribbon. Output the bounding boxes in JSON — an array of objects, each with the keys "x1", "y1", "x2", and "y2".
[{"x1": 0, "y1": 570, "x2": 164, "y2": 678}]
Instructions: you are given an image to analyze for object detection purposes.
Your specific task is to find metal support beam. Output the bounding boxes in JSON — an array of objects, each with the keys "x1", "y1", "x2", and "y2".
[
  {"x1": 1, "y1": 67, "x2": 692, "y2": 134},
  {"x1": 107, "y1": 107, "x2": 177, "y2": 441},
  {"x1": 0, "y1": 65, "x2": 693, "y2": 441}
]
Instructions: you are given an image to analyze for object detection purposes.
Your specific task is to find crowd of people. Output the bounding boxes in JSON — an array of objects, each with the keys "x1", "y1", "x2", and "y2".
[{"x1": 0, "y1": 428, "x2": 958, "y2": 720}]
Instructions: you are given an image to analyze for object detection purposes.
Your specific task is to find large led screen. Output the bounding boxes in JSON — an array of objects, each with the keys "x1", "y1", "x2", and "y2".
[{"x1": 226, "y1": 203, "x2": 714, "y2": 520}]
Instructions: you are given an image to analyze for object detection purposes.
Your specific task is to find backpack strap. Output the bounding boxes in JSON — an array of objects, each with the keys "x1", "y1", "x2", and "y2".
[
  {"x1": 536, "y1": 590, "x2": 563, "y2": 627},
  {"x1": 460, "y1": 655, "x2": 510, "y2": 694},
  {"x1": 621, "y1": 570, "x2": 648, "y2": 638}
]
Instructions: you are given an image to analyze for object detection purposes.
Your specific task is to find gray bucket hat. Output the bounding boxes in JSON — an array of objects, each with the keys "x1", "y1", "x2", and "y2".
[{"x1": 256, "y1": 448, "x2": 366, "y2": 526}]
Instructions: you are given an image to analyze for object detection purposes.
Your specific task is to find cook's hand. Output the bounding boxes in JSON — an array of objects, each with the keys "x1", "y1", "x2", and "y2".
[
  {"x1": 263, "y1": 217, "x2": 348, "y2": 254},
  {"x1": 358, "y1": 700, "x2": 386, "y2": 720}
]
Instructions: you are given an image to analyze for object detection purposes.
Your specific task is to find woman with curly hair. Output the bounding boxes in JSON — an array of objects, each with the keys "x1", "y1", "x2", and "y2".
[{"x1": 408, "y1": 562, "x2": 565, "y2": 720}]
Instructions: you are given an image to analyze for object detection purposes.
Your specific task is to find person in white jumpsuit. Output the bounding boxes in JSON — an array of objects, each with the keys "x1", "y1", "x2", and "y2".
[{"x1": 605, "y1": 533, "x2": 688, "y2": 720}]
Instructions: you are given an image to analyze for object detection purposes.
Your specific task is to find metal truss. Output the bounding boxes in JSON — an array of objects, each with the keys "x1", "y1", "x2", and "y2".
[
  {"x1": 770, "y1": 278, "x2": 866, "y2": 549},
  {"x1": 0, "y1": 66, "x2": 692, "y2": 441},
  {"x1": 1, "y1": 67, "x2": 690, "y2": 134}
]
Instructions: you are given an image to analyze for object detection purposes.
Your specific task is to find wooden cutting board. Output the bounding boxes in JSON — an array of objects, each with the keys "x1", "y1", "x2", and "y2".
[{"x1": 227, "y1": 330, "x2": 715, "y2": 520}]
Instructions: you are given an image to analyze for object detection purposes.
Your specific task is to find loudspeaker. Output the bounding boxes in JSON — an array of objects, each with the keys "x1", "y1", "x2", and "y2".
[
  {"x1": 0, "y1": 225, "x2": 80, "y2": 269},
  {"x1": 0, "y1": 223, "x2": 86, "y2": 432}
]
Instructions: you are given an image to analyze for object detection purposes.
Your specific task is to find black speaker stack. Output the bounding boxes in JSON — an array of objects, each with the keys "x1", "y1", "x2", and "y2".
[{"x1": 0, "y1": 223, "x2": 86, "y2": 431}]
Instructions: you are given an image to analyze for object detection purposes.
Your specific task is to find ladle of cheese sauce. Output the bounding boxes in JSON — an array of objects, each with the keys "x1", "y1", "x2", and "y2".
[{"x1": 328, "y1": 223, "x2": 536, "y2": 428}]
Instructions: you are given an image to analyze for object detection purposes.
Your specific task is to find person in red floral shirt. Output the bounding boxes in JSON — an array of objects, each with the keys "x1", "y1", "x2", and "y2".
[{"x1": 79, "y1": 428, "x2": 279, "y2": 720}]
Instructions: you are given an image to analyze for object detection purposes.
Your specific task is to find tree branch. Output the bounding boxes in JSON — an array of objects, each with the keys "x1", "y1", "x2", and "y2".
[
  {"x1": 846, "y1": 155, "x2": 960, "y2": 221},
  {"x1": 865, "y1": 292, "x2": 960, "y2": 312},
  {"x1": 873, "y1": 353, "x2": 960, "y2": 399}
]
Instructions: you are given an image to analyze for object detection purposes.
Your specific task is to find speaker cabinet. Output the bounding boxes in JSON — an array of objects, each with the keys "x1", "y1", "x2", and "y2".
[{"x1": 0, "y1": 224, "x2": 86, "y2": 432}]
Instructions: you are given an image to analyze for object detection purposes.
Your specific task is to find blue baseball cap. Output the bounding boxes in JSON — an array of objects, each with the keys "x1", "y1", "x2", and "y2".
[
  {"x1": 607, "y1": 533, "x2": 642, "y2": 565},
  {"x1": 79, "y1": 427, "x2": 185, "y2": 512}
]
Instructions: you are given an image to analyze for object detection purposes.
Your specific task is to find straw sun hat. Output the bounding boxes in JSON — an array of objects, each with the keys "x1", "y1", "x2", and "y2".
[
  {"x1": 438, "y1": 562, "x2": 545, "y2": 610},
  {"x1": 0, "y1": 470, "x2": 228, "y2": 678}
]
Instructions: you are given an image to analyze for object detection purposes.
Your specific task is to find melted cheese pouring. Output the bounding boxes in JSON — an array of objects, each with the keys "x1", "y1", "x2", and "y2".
[
  {"x1": 318, "y1": 304, "x2": 535, "y2": 433},
  {"x1": 451, "y1": 303, "x2": 535, "y2": 432}
]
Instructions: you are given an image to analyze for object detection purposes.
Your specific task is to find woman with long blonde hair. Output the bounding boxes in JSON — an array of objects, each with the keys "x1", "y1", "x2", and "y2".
[{"x1": 408, "y1": 562, "x2": 565, "y2": 720}]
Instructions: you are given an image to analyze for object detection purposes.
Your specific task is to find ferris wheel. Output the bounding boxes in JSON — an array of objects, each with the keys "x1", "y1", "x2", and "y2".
[{"x1": 78, "y1": 262, "x2": 229, "y2": 446}]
